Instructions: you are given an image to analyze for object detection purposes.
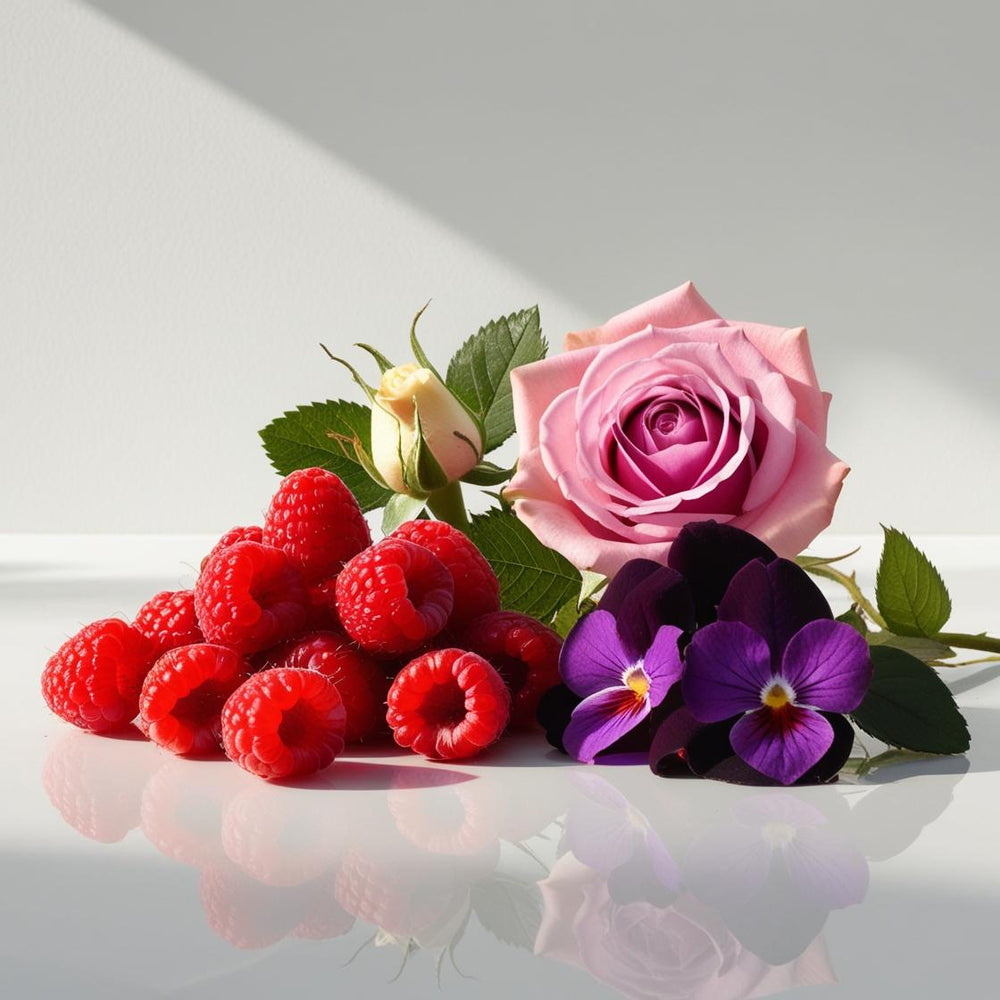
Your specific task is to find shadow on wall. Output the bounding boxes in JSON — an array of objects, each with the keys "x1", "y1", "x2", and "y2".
[{"x1": 80, "y1": 0, "x2": 1000, "y2": 408}]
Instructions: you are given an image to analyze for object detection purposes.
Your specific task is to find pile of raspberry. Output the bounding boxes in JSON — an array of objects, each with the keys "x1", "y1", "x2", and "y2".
[{"x1": 41, "y1": 468, "x2": 563, "y2": 781}]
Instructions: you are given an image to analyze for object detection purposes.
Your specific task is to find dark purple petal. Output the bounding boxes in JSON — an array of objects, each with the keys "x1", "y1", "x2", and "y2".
[
  {"x1": 535, "y1": 684, "x2": 580, "y2": 753},
  {"x1": 642, "y1": 625, "x2": 684, "y2": 706},
  {"x1": 610, "y1": 565, "x2": 695, "y2": 659},
  {"x1": 563, "y1": 687, "x2": 651, "y2": 764},
  {"x1": 559, "y1": 610, "x2": 631, "y2": 697},
  {"x1": 731, "y1": 706, "x2": 834, "y2": 785},
  {"x1": 682, "y1": 621, "x2": 772, "y2": 722},
  {"x1": 717, "y1": 558, "x2": 832, "y2": 659},
  {"x1": 667, "y1": 520, "x2": 777, "y2": 626},
  {"x1": 781, "y1": 619, "x2": 873, "y2": 712},
  {"x1": 597, "y1": 559, "x2": 665, "y2": 615}
]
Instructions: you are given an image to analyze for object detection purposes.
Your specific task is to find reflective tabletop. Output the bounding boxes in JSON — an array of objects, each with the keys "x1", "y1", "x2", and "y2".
[{"x1": 3, "y1": 535, "x2": 999, "y2": 999}]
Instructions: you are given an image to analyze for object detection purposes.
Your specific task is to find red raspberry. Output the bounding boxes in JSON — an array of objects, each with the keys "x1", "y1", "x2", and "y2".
[
  {"x1": 262, "y1": 631, "x2": 389, "y2": 744},
  {"x1": 41, "y1": 618, "x2": 153, "y2": 733},
  {"x1": 461, "y1": 611, "x2": 562, "y2": 730},
  {"x1": 336, "y1": 538, "x2": 454, "y2": 656},
  {"x1": 262, "y1": 468, "x2": 371, "y2": 583},
  {"x1": 305, "y1": 576, "x2": 340, "y2": 631},
  {"x1": 195, "y1": 541, "x2": 309, "y2": 654},
  {"x1": 221, "y1": 667, "x2": 346, "y2": 780},
  {"x1": 201, "y1": 525, "x2": 264, "y2": 572},
  {"x1": 134, "y1": 589, "x2": 204, "y2": 658},
  {"x1": 386, "y1": 648, "x2": 510, "y2": 760},
  {"x1": 391, "y1": 519, "x2": 500, "y2": 628},
  {"x1": 139, "y1": 644, "x2": 249, "y2": 755}
]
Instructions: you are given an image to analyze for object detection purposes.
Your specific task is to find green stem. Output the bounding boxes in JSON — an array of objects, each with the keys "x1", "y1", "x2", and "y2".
[
  {"x1": 801, "y1": 564, "x2": 888, "y2": 629},
  {"x1": 935, "y1": 632, "x2": 1000, "y2": 657},
  {"x1": 426, "y1": 480, "x2": 471, "y2": 532}
]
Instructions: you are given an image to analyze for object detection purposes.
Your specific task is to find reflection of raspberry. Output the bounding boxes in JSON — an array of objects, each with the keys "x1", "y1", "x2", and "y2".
[
  {"x1": 263, "y1": 468, "x2": 371, "y2": 583},
  {"x1": 222, "y1": 668, "x2": 346, "y2": 780},
  {"x1": 139, "y1": 644, "x2": 248, "y2": 755},
  {"x1": 200, "y1": 525, "x2": 263, "y2": 572},
  {"x1": 386, "y1": 648, "x2": 510, "y2": 760},
  {"x1": 388, "y1": 777, "x2": 498, "y2": 856},
  {"x1": 42, "y1": 618, "x2": 153, "y2": 733},
  {"x1": 199, "y1": 863, "x2": 303, "y2": 950},
  {"x1": 461, "y1": 611, "x2": 562, "y2": 730},
  {"x1": 293, "y1": 875, "x2": 355, "y2": 940},
  {"x1": 263, "y1": 631, "x2": 389, "y2": 744},
  {"x1": 337, "y1": 539, "x2": 454, "y2": 656},
  {"x1": 134, "y1": 589, "x2": 205, "y2": 658},
  {"x1": 195, "y1": 541, "x2": 309, "y2": 654},
  {"x1": 391, "y1": 520, "x2": 500, "y2": 628}
]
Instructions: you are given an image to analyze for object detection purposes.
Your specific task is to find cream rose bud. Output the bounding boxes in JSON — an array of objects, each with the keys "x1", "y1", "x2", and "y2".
[{"x1": 371, "y1": 364, "x2": 482, "y2": 494}]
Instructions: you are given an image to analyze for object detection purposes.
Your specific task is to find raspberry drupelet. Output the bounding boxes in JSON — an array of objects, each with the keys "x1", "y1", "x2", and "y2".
[{"x1": 134, "y1": 589, "x2": 205, "y2": 659}]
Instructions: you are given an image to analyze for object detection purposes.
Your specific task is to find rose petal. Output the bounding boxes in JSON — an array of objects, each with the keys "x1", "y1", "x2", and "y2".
[
  {"x1": 560, "y1": 610, "x2": 633, "y2": 697},
  {"x1": 564, "y1": 280, "x2": 720, "y2": 351},
  {"x1": 682, "y1": 621, "x2": 774, "y2": 722},
  {"x1": 563, "y1": 687, "x2": 651, "y2": 764},
  {"x1": 780, "y1": 619, "x2": 873, "y2": 713},
  {"x1": 730, "y1": 706, "x2": 834, "y2": 785}
]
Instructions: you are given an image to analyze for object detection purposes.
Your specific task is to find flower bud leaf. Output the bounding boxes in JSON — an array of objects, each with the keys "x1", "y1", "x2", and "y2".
[
  {"x1": 381, "y1": 492, "x2": 427, "y2": 535},
  {"x1": 354, "y1": 343, "x2": 396, "y2": 374},
  {"x1": 259, "y1": 399, "x2": 393, "y2": 512},
  {"x1": 446, "y1": 306, "x2": 547, "y2": 453},
  {"x1": 319, "y1": 345, "x2": 378, "y2": 405},
  {"x1": 409, "y1": 301, "x2": 445, "y2": 383},
  {"x1": 850, "y1": 646, "x2": 969, "y2": 755},
  {"x1": 469, "y1": 508, "x2": 581, "y2": 621},
  {"x1": 875, "y1": 526, "x2": 952, "y2": 637},
  {"x1": 401, "y1": 399, "x2": 451, "y2": 495},
  {"x1": 461, "y1": 461, "x2": 517, "y2": 487},
  {"x1": 837, "y1": 607, "x2": 868, "y2": 634}
]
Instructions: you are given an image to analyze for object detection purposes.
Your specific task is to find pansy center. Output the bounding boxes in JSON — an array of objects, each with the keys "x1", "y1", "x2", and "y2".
[
  {"x1": 761, "y1": 821, "x2": 798, "y2": 849},
  {"x1": 761, "y1": 677, "x2": 796, "y2": 710},
  {"x1": 622, "y1": 663, "x2": 650, "y2": 700}
]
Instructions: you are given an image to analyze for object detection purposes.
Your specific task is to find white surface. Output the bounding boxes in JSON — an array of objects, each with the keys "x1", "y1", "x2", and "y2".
[
  {"x1": 3, "y1": 0, "x2": 1000, "y2": 535},
  {"x1": 2, "y1": 534, "x2": 1000, "y2": 998}
]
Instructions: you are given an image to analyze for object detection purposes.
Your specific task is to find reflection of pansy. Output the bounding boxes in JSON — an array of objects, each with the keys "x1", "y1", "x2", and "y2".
[
  {"x1": 682, "y1": 559, "x2": 872, "y2": 785},
  {"x1": 560, "y1": 560, "x2": 693, "y2": 763}
]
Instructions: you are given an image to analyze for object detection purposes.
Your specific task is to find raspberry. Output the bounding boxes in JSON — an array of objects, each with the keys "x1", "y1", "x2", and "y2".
[
  {"x1": 262, "y1": 630, "x2": 389, "y2": 744},
  {"x1": 200, "y1": 525, "x2": 264, "y2": 572},
  {"x1": 305, "y1": 576, "x2": 340, "y2": 631},
  {"x1": 139, "y1": 644, "x2": 249, "y2": 755},
  {"x1": 41, "y1": 618, "x2": 153, "y2": 733},
  {"x1": 461, "y1": 611, "x2": 562, "y2": 730},
  {"x1": 195, "y1": 541, "x2": 309, "y2": 654},
  {"x1": 336, "y1": 538, "x2": 454, "y2": 655},
  {"x1": 386, "y1": 648, "x2": 510, "y2": 760},
  {"x1": 390, "y1": 519, "x2": 500, "y2": 628},
  {"x1": 262, "y1": 468, "x2": 371, "y2": 583},
  {"x1": 133, "y1": 589, "x2": 204, "y2": 658},
  {"x1": 221, "y1": 667, "x2": 346, "y2": 780}
]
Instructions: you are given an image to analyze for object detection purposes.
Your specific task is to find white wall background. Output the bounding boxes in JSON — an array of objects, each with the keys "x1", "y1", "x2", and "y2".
[{"x1": 2, "y1": 0, "x2": 998, "y2": 535}]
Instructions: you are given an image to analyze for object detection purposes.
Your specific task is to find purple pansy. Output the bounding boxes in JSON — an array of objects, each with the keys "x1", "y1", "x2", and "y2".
[
  {"x1": 559, "y1": 560, "x2": 693, "y2": 764},
  {"x1": 682, "y1": 558, "x2": 872, "y2": 785}
]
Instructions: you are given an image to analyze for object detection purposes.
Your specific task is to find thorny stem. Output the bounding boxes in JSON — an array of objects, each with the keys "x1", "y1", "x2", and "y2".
[{"x1": 801, "y1": 564, "x2": 888, "y2": 629}]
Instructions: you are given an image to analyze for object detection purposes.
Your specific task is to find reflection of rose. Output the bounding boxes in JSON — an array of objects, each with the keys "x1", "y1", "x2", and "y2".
[
  {"x1": 508, "y1": 282, "x2": 847, "y2": 576},
  {"x1": 536, "y1": 855, "x2": 835, "y2": 1000}
]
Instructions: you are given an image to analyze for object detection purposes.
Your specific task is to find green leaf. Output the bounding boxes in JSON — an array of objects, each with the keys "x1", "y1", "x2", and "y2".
[
  {"x1": 381, "y1": 492, "x2": 426, "y2": 534},
  {"x1": 795, "y1": 547, "x2": 861, "y2": 570},
  {"x1": 875, "y1": 526, "x2": 951, "y2": 637},
  {"x1": 837, "y1": 607, "x2": 868, "y2": 635},
  {"x1": 461, "y1": 460, "x2": 517, "y2": 487},
  {"x1": 866, "y1": 631, "x2": 955, "y2": 664},
  {"x1": 579, "y1": 570, "x2": 607, "y2": 609},
  {"x1": 552, "y1": 596, "x2": 596, "y2": 638},
  {"x1": 259, "y1": 400, "x2": 393, "y2": 512},
  {"x1": 468, "y1": 508, "x2": 581, "y2": 620},
  {"x1": 446, "y1": 306, "x2": 546, "y2": 453},
  {"x1": 408, "y1": 301, "x2": 445, "y2": 382},
  {"x1": 850, "y1": 646, "x2": 970, "y2": 754}
]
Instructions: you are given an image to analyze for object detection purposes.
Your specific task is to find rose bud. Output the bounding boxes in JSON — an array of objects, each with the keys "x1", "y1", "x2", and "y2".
[{"x1": 371, "y1": 364, "x2": 483, "y2": 496}]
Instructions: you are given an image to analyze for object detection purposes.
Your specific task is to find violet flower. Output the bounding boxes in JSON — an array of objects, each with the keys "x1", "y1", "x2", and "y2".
[
  {"x1": 682, "y1": 558, "x2": 872, "y2": 785},
  {"x1": 559, "y1": 560, "x2": 694, "y2": 764}
]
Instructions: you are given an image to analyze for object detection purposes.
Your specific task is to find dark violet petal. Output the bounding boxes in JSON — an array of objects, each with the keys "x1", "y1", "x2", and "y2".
[
  {"x1": 730, "y1": 706, "x2": 834, "y2": 785},
  {"x1": 781, "y1": 619, "x2": 873, "y2": 713},
  {"x1": 667, "y1": 520, "x2": 777, "y2": 626},
  {"x1": 563, "y1": 687, "x2": 651, "y2": 763},
  {"x1": 682, "y1": 621, "x2": 772, "y2": 722},
  {"x1": 598, "y1": 559, "x2": 666, "y2": 615},
  {"x1": 782, "y1": 825, "x2": 870, "y2": 911},
  {"x1": 614, "y1": 565, "x2": 695, "y2": 658},
  {"x1": 535, "y1": 684, "x2": 580, "y2": 753},
  {"x1": 648, "y1": 704, "x2": 704, "y2": 777},
  {"x1": 717, "y1": 558, "x2": 832, "y2": 660},
  {"x1": 559, "y1": 610, "x2": 631, "y2": 697},
  {"x1": 642, "y1": 625, "x2": 684, "y2": 706}
]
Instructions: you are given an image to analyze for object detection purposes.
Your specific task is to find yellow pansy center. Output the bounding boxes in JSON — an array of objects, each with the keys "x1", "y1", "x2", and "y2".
[
  {"x1": 623, "y1": 665, "x2": 650, "y2": 700},
  {"x1": 762, "y1": 681, "x2": 792, "y2": 710}
]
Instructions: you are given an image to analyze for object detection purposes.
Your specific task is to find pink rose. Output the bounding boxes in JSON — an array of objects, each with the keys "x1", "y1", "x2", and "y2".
[{"x1": 507, "y1": 282, "x2": 848, "y2": 576}]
